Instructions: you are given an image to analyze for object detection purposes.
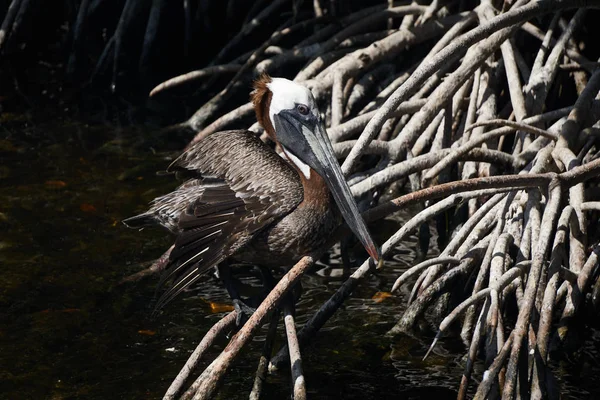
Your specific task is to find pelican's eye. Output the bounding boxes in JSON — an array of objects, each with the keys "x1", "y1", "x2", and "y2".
[{"x1": 296, "y1": 104, "x2": 309, "y2": 115}]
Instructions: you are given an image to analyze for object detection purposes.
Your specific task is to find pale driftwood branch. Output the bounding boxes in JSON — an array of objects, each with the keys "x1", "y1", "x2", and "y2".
[
  {"x1": 183, "y1": 256, "x2": 316, "y2": 400},
  {"x1": 210, "y1": 0, "x2": 290, "y2": 66},
  {"x1": 249, "y1": 310, "x2": 280, "y2": 400},
  {"x1": 311, "y1": 11, "x2": 469, "y2": 97},
  {"x1": 391, "y1": 241, "x2": 488, "y2": 335},
  {"x1": 530, "y1": 205, "x2": 572, "y2": 398},
  {"x1": 296, "y1": 4, "x2": 385, "y2": 49},
  {"x1": 284, "y1": 302, "x2": 306, "y2": 400},
  {"x1": 466, "y1": 119, "x2": 559, "y2": 140},
  {"x1": 521, "y1": 20, "x2": 596, "y2": 74},
  {"x1": 421, "y1": 117, "x2": 561, "y2": 187},
  {"x1": 389, "y1": 16, "x2": 520, "y2": 162},
  {"x1": 582, "y1": 201, "x2": 600, "y2": 211},
  {"x1": 351, "y1": 147, "x2": 517, "y2": 198},
  {"x1": 363, "y1": 173, "x2": 553, "y2": 223},
  {"x1": 473, "y1": 331, "x2": 515, "y2": 400},
  {"x1": 119, "y1": 245, "x2": 174, "y2": 284},
  {"x1": 426, "y1": 261, "x2": 530, "y2": 359},
  {"x1": 149, "y1": 65, "x2": 241, "y2": 97},
  {"x1": 503, "y1": 179, "x2": 562, "y2": 398},
  {"x1": 189, "y1": 103, "x2": 255, "y2": 147},
  {"x1": 0, "y1": 0, "x2": 22, "y2": 51},
  {"x1": 391, "y1": 256, "x2": 461, "y2": 293},
  {"x1": 329, "y1": 99, "x2": 426, "y2": 143},
  {"x1": 165, "y1": 311, "x2": 237, "y2": 400},
  {"x1": 499, "y1": 36, "x2": 527, "y2": 121}
]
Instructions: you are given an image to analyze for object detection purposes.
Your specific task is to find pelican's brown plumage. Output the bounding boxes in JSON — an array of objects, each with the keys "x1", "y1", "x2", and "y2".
[{"x1": 124, "y1": 74, "x2": 379, "y2": 307}]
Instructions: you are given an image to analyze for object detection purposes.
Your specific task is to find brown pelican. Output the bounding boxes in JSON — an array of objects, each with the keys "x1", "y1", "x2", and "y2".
[{"x1": 124, "y1": 74, "x2": 380, "y2": 309}]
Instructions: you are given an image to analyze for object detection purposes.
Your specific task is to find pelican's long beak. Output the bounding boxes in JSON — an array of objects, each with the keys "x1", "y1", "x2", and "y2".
[
  {"x1": 310, "y1": 123, "x2": 381, "y2": 262},
  {"x1": 274, "y1": 112, "x2": 381, "y2": 262}
]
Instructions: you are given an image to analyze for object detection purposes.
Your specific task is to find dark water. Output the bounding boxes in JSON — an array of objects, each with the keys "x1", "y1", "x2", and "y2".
[{"x1": 1, "y1": 114, "x2": 598, "y2": 399}]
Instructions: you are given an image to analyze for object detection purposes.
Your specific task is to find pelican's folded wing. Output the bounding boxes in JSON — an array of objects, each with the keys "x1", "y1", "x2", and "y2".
[{"x1": 128, "y1": 131, "x2": 304, "y2": 307}]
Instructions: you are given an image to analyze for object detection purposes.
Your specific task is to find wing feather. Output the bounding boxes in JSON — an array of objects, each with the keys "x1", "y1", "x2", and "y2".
[{"x1": 128, "y1": 131, "x2": 304, "y2": 307}]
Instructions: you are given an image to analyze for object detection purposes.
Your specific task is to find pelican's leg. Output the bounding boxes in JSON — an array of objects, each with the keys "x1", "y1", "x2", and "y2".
[
  {"x1": 217, "y1": 264, "x2": 256, "y2": 327},
  {"x1": 219, "y1": 265, "x2": 297, "y2": 327},
  {"x1": 257, "y1": 266, "x2": 303, "y2": 307},
  {"x1": 258, "y1": 266, "x2": 301, "y2": 326},
  {"x1": 257, "y1": 265, "x2": 305, "y2": 311},
  {"x1": 292, "y1": 279, "x2": 303, "y2": 304},
  {"x1": 256, "y1": 265, "x2": 275, "y2": 296}
]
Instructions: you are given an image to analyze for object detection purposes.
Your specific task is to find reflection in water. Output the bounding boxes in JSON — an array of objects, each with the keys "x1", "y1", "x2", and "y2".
[{"x1": 1, "y1": 117, "x2": 598, "y2": 399}]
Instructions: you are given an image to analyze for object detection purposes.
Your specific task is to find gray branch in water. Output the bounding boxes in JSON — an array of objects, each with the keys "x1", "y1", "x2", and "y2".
[
  {"x1": 249, "y1": 309, "x2": 280, "y2": 400},
  {"x1": 149, "y1": 65, "x2": 241, "y2": 97},
  {"x1": 284, "y1": 302, "x2": 306, "y2": 400},
  {"x1": 183, "y1": 256, "x2": 316, "y2": 400},
  {"x1": 166, "y1": 311, "x2": 237, "y2": 400},
  {"x1": 0, "y1": 0, "x2": 22, "y2": 51},
  {"x1": 503, "y1": 180, "x2": 562, "y2": 398}
]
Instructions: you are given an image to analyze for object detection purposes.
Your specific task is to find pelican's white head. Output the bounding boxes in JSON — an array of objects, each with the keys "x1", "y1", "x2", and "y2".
[
  {"x1": 250, "y1": 74, "x2": 381, "y2": 263},
  {"x1": 266, "y1": 77, "x2": 318, "y2": 127}
]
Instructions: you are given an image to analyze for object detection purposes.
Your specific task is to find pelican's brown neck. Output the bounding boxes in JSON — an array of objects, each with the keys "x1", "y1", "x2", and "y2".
[
  {"x1": 297, "y1": 166, "x2": 330, "y2": 209},
  {"x1": 276, "y1": 144, "x2": 329, "y2": 209},
  {"x1": 251, "y1": 74, "x2": 276, "y2": 140},
  {"x1": 276, "y1": 144, "x2": 329, "y2": 208}
]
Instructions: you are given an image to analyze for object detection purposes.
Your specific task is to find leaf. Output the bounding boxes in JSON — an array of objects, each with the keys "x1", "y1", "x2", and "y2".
[
  {"x1": 80, "y1": 203, "x2": 97, "y2": 212},
  {"x1": 45, "y1": 180, "x2": 67, "y2": 189},
  {"x1": 209, "y1": 302, "x2": 235, "y2": 313},
  {"x1": 40, "y1": 308, "x2": 81, "y2": 314},
  {"x1": 0, "y1": 139, "x2": 18, "y2": 152},
  {"x1": 372, "y1": 291, "x2": 393, "y2": 303}
]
